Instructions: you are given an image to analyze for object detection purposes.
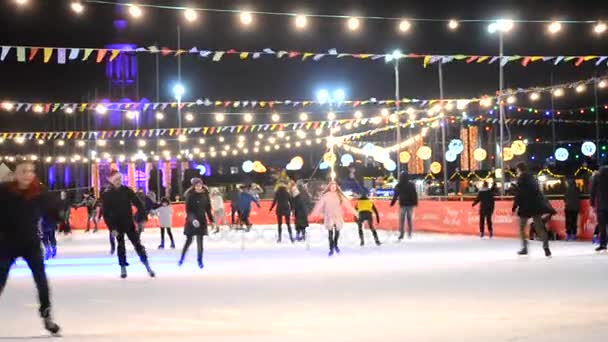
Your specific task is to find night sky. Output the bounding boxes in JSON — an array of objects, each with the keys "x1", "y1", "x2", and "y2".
[{"x1": 0, "y1": 0, "x2": 607, "y2": 180}]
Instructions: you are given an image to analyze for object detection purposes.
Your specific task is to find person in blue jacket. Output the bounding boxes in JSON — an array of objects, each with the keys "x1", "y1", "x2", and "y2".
[{"x1": 237, "y1": 184, "x2": 261, "y2": 232}]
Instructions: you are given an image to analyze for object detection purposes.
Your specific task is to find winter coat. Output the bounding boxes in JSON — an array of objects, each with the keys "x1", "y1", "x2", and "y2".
[
  {"x1": 472, "y1": 188, "x2": 495, "y2": 214},
  {"x1": 391, "y1": 181, "x2": 418, "y2": 207},
  {"x1": 237, "y1": 191, "x2": 260, "y2": 213},
  {"x1": 292, "y1": 194, "x2": 309, "y2": 228},
  {"x1": 311, "y1": 191, "x2": 357, "y2": 227},
  {"x1": 184, "y1": 190, "x2": 214, "y2": 236},
  {"x1": 270, "y1": 187, "x2": 293, "y2": 216},
  {"x1": 512, "y1": 172, "x2": 546, "y2": 218},
  {"x1": 564, "y1": 184, "x2": 581, "y2": 212},
  {"x1": 157, "y1": 205, "x2": 173, "y2": 228},
  {"x1": 0, "y1": 182, "x2": 60, "y2": 255},
  {"x1": 79, "y1": 196, "x2": 97, "y2": 214},
  {"x1": 229, "y1": 190, "x2": 240, "y2": 209},
  {"x1": 101, "y1": 185, "x2": 145, "y2": 232},
  {"x1": 591, "y1": 166, "x2": 608, "y2": 212}
]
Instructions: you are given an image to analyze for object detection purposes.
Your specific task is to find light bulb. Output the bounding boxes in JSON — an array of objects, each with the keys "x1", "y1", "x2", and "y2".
[
  {"x1": 215, "y1": 113, "x2": 225, "y2": 122},
  {"x1": 354, "y1": 110, "x2": 363, "y2": 119},
  {"x1": 575, "y1": 84, "x2": 586, "y2": 93},
  {"x1": 96, "y1": 104, "x2": 107, "y2": 114},
  {"x1": 448, "y1": 19, "x2": 459, "y2": 30},
  {"x1": 199, "y1": 138, "x2": 205, "y2": 144},
  {"x1": 185, "y1": 112, "x2": 194, "y2": 122},
  {"x1": 159, "y1": 139, "x2": 166, "y2": 147},
  {"x1": 506, "y1": 96, "x2": 516, "y2": 104},
  {"x1": 599, "y1": 80, "x2": 607, "y2": 88},
  {"x1": 128, "y1": 4, "x2": 142, "y2": 18},
  {"x1": 347, "y1": 17, "x2": 360, "y2": 31},
  {"x1": 398, "y1": 19, "x2": 411, "y2": 32},
  {"x1": 294, "y1": 14, "x2": 307, "y2": 29},
  {"x1": 271, "y1": 113, "x2": 280, "y2": 122},
  {"x1": 64, "y1": 107, "x2": 74, "y2": 114},
  {"x1": 553, "y1": 88, "x2": 564, "y2": 97},
  {"x1": 240, "y1": 11, "x2": 253, "y2": 26},
  {"x1": 299, "y1": 112, "x2": 308, "y2": 121},
  {"x1": 244, "y1": 113, "x2": 253, "y2": 123},
  {"x1": 178, "y1": 135, "x2": 187, "y2": 142},
  {"x1": 71, "y1": 2, "x2": 84, "y2": 14},
  {"x1": 155, "y1": 112, "x2": 164, "y2": 120},
  {"x1": 530, "y1": 92, "x2": 540, "y2": 101},
  {"x1": 184, "y1": 8, "x2": 198, "y2": 22},
  {"x1": 327, "y1": 112, "x2": 336, "y2": 120},
  {"x1": 548, "y1": 21, "x2": 562, "y2": 34},
  {"x1": 595, "y1": 22, "x2": 607, "y2": 34}
]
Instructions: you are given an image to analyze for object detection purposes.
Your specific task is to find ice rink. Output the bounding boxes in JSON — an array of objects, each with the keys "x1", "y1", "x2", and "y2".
[{"x1": 2, "y1": 224, "x2": 608, "y2": 341}]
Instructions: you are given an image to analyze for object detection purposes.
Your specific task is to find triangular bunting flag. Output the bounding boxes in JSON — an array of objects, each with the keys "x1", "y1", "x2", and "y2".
[
  {"x1": 109, "y1": 50, "x2": 120, "y2": 61},
  {"x1": 212, "y1": 51, "x2": 225, "y2": 62},
  {"x1": 0, "y1": 46, "x2": 11, "y2": 61},
  {"x1": 43, "y1": 48, "x2": 53, "y2": 63},
  {"x1": 69, "y1": 48, "x2": 80, "y2": 60},
  {"x1": 16, "y1": 47, "x2": 26, "y2": 62},
  {"x1": 29, "y1": 47, "x2": 40, "y2": 61},
  {"x1": 57, "y1": 48, "x2": 66, "y2": 64},
  {"x1": 82, "y1": 49, "x2": 94, "y2": 61},
  {"x1": 96, "y1": 49, "x2": 108, "y2": 63}
]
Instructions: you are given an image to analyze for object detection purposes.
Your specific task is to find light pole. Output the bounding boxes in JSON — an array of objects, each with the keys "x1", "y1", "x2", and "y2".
[
  {"x1": 386, "y1": 50, "x2": 403, "y2": 176},
  {"x1": 173, "y1": 83, "x2": 185, "y2": 193},
  {"x1": 488, "y1": 19, "x2": 513, "y2": 196},
  {"x1": 317, "y1": 88, "x2": 345, "y2": 180}
]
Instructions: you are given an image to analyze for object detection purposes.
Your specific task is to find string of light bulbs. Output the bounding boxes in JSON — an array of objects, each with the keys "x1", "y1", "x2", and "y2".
[{"x1": 16, "y1": 0, "x2": 605, "y2": 36}]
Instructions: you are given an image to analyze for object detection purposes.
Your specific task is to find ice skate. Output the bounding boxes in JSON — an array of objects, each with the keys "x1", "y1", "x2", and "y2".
[
  {"x1": 44, "y1": 247, "x2": 52, "y2": 260},
  {"x1": 51, "y1": 246, "x2": 57, "y2": 258},
  {"x1": 170, "y1": 243, "x2": 176, "y2": 249},
  {"x1": 375, "y1": 240, "x2": 382, "y2": 246},
  {"x1": 360, "y1": 241, "x2": 365, "y2": 247},
  {"x1": 334, "y1": 245, "x2": 341, "y2": 254},
  {"x1": 120, "y1": 266, "x2": 127, "y2": 279},
  {"x1": 595, "y1": 246, "x2": 607, "y2": 252},
  {"x1": 328, "y1": 248, "x2": 334, "y2": 257},
  {"x1": 517, "y1": 248, "x2": 528, "y2": 256},
  {"x1": 41, "y1": 309, "x2": 60, "y2": 335},
  {"x1": 544, "y1": 248, "x2": 552, "y2": 258},
  {"x1": 145, "y1": 263, "x2": 156, "y2": 278},
  {"x1": 198, "y1": 260, "x2": 204, "y2": 269},
  {"x1": 158, "y1": 244, "x2": 165, "y2": 250}
]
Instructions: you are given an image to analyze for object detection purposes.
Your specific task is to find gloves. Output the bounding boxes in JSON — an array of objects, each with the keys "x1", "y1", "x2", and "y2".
[{"x1": 192, "y1": 219, "x2": 200, "y2": 228}]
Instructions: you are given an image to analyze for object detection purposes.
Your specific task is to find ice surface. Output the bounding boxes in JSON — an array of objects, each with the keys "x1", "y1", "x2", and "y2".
[{"x1": 1, "y1": 224, "x2": 608, "y2": 341}]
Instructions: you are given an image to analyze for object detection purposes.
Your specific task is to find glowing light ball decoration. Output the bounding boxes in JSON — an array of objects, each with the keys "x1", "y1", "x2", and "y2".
[
  {"x1": 242, "y1": 160, "x2": 254, "y2": 173},
  {"x1": 430, "y1": 162, "x2": 442, "y2": 174},
  {"x1": 473, "y1": 148, "x2": 487, "y2": 161},
  {"x1": 445, "y1": 150, "x2": 458, "y2": 162},
  {"x1": 372, "y1": 146, "x2": 390, "y2": 163},
  {"x1": 362, "y1": 143, "x2": 375, "y2": 156},
  {"x1": 554, "y1": 147, "x2": 569, "y2": 162},
  {"x1": 581, "y1": 141, "x2": 597, "y2": 157},
  {"x1": 416, "y1": 146, "x2": 432, "y2": 160},
  {"x1": 341, "y1": 154, "x2": 354, "y2": 166},
  {"x1": 383, "y1": 159, "x2": 397, "y2": 171},
  {"x1": 399, "y1": 151, "x2": 411, "y2": 164},
  {"x1": 448, "y1": 139, "x2": 464, "y2": 154},
  {"x1": 502, "y1": 147, "x2": 514, "y2": 162},
  {"x1": 286, "y1": 156, "x2": 304, "y2": 171},
  {"x1": 323, "y1": 152, "x2": 337, "y2": 164},
  {"x1": 252, "y1": 161, "x2": 267, "y2": 173},
  {"x1": 319, "y1": 161, "x2": 330, "y2": 170},
  {"x1": 511, "y1": 140, "x2": 527, "y2": 156}
]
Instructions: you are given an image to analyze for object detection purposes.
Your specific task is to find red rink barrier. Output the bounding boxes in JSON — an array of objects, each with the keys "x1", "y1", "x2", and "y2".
[{"x1": 70, "y1": 199, "x2": 598, "y2": 240}]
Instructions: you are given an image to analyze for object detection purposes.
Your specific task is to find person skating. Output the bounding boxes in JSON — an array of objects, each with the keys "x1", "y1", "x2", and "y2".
[
  {"x1": 229, "y1": 187, "x2": 241, "y2": 229},
  {"x1": 310, "y1": 181, "x2": 358, "y2": 256},
  {"x1": 269, "y1": 182, "x2": 294, "y2": 243},
  {"x1": 156, "y1": 197, "x2": 175, "y2": 249},
  {"x1": 590, "y1": 166, "x2": 608, "y2": 252},
  {"x1": 210, "y1": 188, "x2": 228, "y2": 234},
  {"x1": 101, "y1": 171, "x2": 155, "y2": 279},
  {"x1": 40, "y1": 213, "x2": 58, "y2": 260},
  {"x1": 564, "y1": 179, "x2": 581, "y2": 241},
  {"x1": 512, "y1": 162, "x2": 552, "y2": 257},
  {"x1": 472, "y1": 181, "x2": 496, "y2": 238},
  {"x1": 78, "y1": 191, "x2": 98, "y2": 233},
  {"x1": 0, "y1": 160, "x2": 61, "y2": 335},
  {"x1": 289, "y1": 180, "x2": 310, "y2": 241},
  {"x1": 57, "y1": 191, "x2": 72, "y2": 236},
  {"x1": 355, "y1": 192, "x2": 381, "y2": 246},
  {"x1": 237, "y1": 185, "x2": 261, "y2": 231},
  {"x1": 390, "y1": 172, "x2": 418, "y2": 240},
  {"x1": 179, "y1": 178, "x2": 214, "y2": 269}
]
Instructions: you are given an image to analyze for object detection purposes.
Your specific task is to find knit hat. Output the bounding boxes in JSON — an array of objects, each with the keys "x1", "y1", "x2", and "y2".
[{"x1": 190, "y1": 177, "x2": 203, "y2": 186}]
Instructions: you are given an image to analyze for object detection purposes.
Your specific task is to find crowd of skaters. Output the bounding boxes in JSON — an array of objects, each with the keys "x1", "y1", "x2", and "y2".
[{"x1": 1, "y1": 158, "x2": 608, "y2": 335}]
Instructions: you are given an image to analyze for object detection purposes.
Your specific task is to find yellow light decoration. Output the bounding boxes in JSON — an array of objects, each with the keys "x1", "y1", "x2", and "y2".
[
  {"x1": 252, "y1": 161, "x2": 266, "y2": 173},
  {"x1": 399, "y1": 151, "x2": 411, "y2": 164},
  {"x1": 473, "y1": 148, "x2": 487, "y2": 161},
  {"x1": 430, "y1": 162, "x2": 442, "y2": 174},
  {"x1": 511, "y1": 140, "x2": 527, "y2": 156},
  {"x1": 502, "y1": 147, "x2": 514, "y2": 161},
  {"x1": 416, "y1": 146, "x2": 432, "y2": 160},
  {"x1": 323, "y1": 152, "x2": 337, "y2": 164}
]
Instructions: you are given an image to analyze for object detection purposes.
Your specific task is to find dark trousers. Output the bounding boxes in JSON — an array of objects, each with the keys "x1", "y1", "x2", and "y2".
[
  {"x1": 58, "y1": 212, "x2": 71, "y2": 234},
  {"x1": 115, "y1": 227, "x2": 149, "y2": 267},
  {"x1": 357, "y1": 212, "x2": 380, "y2": 244},
  {"x1": 180, "y1": 235, "x2": 204, "y2": 264},
  {"x1": 519, "y1": 216, "x2": 549, "y2": 250},
  {"x1": 239, "y1": 210, "x2": 252, "y2": 227},
  {"x1": 109, "y1": 231, "x2": 116, "y2": 252},
  {"x1": 160, "y1": 227, "x2": 175, "y2": 246},
  {"x1": 42, "y1": 229, "x2": 57, "y2": 250},
  {"x1": 479, "y1": 211, "x2": 493, "y2": 237},
  {"x1": 277, "y1": 214, "x2": 293, "y2": 241},
  {"x1": 0, "y1": 247, "x2": 51, "y2": 317},
  {"x1": 598, "y1": 210, "x2": 608, "y2": 248},
  {"x1": 328, "y1": 228, "x2": 340, "y2": 251},
  {"x1": 86, "y1": 212, "x2": 98, "y2": 231},
  {"x1": 231, "y1": 207, "x2": 239, "y2": 225},
  {"x1": 565, "y1": 210, "x2": 579, "y2": 236}
]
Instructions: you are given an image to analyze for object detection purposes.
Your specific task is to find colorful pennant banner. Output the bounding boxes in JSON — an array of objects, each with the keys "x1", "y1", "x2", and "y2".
[{"x1": 0, "y1": 45, "x2": 607, "y2": 68}]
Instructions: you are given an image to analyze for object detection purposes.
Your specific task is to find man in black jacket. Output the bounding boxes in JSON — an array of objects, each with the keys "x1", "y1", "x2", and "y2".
[
  {"x1": 472, "y1": 181, "x2": 495, "y2": 238},
  {"x1": 0, "y1": 160, "x2": 60, "y2": 335},
  {"x1": 101, "y1": 170, "x2": 155, "y2": 279},
  {"x1": 512, "y1": 162, "x2": 552, "y2": 257},
  {"x1": 590, "y1": 166, "x2": 608, "y2": 251},
  {"x1": 390, "y1": 172, "x2": 418, "y2": 240}
]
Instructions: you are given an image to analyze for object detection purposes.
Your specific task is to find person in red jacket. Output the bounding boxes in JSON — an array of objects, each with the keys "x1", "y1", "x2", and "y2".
[{"x1": 0, "y1": 160, "x2": 61, "y2": 335}]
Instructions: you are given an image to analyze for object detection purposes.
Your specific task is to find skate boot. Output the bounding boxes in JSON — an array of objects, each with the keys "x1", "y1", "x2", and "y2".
[
  {"x1": 120, "y1": 266, "x2": 127, "y2": 279},
  {"x1": 489, "y1": 231, "x2": 493, "y2": 239},
  {"x1": 375, "y1": 239, "x2": 382, "y2": 246},
  {"x1": 593, "y1": 235, "x2": 599, "y2": 244},
  {"x1": 44, "y1": 247, "x2": 52, "y2": 260},
  {"x1": 110, "y1": 246, "x2": 116, "y2": 255},
  {"x1": 178, "y1": 258, "x2": 184, "y2": 267},
  {"x1": 158, "y1": 244, "x2": 165, "y2": 250},
  {"x1": 41, "y1": 308, "x2": 60, "y2": 335},
  {"x1": 198, "y1": 260, "x2": 204, "y2": 269},
  {"x1": 544, "y1": 247, "x2": 552, "y2": 258},
  {"x1": 360, "y1": 240, "x2": 365, "y2": 247},
  {"x1": 517, "y1": 248, "x2": 528, "y2": 256},
  {"x1": 144, "y1": 263, "x2": 156, "y2": 278},
  {"x1": 170, "y1": 243, "x2": 176, "y2": 249},
  {"x1": 595, "y1": 246, "x2": 607, "y2": 252},
  {"x1": 328, "y1": 248, "x2": 334, "y2": 257},
  {"x1": 51, "y1": 246, "x2": 57, "y2": 258}
]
